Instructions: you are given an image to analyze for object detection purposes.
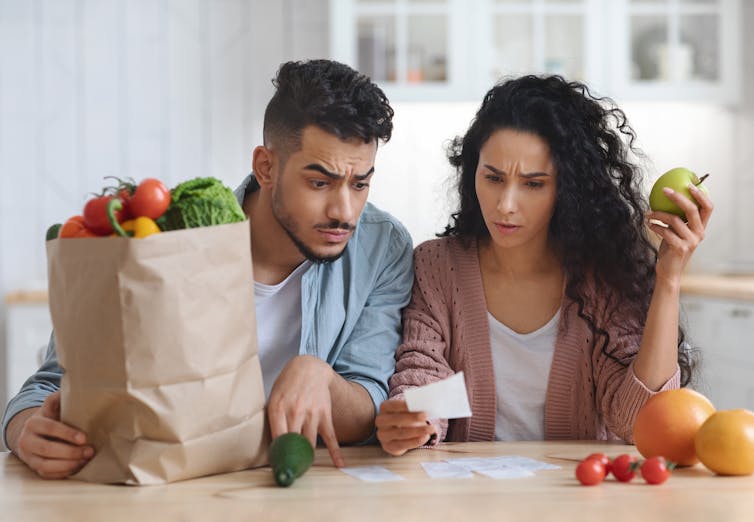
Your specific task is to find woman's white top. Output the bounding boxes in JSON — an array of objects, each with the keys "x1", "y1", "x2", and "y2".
[{"x1": 488, "y1": 309, "x2": 560, "y2": 441}]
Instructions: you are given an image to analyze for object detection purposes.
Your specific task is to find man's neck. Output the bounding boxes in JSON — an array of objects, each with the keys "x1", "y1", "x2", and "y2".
[{"x1": 244, "y1": 189, "x2": 307, "y2": 285}]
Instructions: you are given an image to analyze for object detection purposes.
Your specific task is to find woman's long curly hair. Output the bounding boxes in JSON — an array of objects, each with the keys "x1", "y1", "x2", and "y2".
[{"x1": 442, "y1": 75, "x2": 694, "y2": 386}]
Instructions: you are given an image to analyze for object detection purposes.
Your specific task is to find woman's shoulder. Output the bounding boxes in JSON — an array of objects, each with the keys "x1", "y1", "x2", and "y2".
[{"x1": 414, "y1": 236, "x2": 474, "y2": 260}]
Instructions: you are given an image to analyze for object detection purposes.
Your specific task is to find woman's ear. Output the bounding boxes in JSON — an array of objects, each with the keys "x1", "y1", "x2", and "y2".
[{"x1": 252, "y1": 145, "x2": 275, "y2": 188}]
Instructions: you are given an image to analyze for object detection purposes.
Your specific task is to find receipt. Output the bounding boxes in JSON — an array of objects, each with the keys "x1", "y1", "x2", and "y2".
[{"x1": 404, "y1": 372, "x2": 472, "y2": 419}]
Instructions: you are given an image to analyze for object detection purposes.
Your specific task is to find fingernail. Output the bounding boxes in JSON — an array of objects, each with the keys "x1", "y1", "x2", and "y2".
[
  {"x1": 75, "y1": 433, "x2": 85, "y2": 444},
  {"x1": 662, "y1": 187, "x2": 674, "y2": 195},
  {"x1": 83, "y1": 447, "x2": 94, "y2": 458}
]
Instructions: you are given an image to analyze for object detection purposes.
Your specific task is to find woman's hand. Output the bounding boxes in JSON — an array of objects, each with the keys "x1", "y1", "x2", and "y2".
[
  {"x1": 647, "y1": 182, "x2": 713, "y2": 284},
  {"x1": 375, "y1": 399, "x2": 437, "y2": 456}
]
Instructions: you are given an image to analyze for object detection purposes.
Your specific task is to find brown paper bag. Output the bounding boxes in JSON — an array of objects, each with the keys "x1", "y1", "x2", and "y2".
[{"x1": 46, "y1": 220, "x2": 268, "y2": 485}]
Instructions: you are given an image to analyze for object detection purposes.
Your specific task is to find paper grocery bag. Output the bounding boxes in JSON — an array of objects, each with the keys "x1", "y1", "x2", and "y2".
[{"x1": 46, "y1": 220, "x2": 268, "y2": 485}]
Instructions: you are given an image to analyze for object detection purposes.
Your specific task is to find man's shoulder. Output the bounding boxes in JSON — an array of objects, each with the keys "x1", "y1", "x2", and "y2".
[{"x1": 357, "y1": 202, "x2": 412, "y2": 247}]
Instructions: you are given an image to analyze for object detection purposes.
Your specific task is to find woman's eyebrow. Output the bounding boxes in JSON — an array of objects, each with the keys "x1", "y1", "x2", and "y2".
[{"x1": 483, "y1": 163, "x2": 550, "y2": 178}]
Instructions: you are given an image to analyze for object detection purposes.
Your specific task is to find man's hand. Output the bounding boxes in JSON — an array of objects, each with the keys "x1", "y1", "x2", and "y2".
[
  {"x1": 375, "y1": 399, "x2": 437, "y2": 456},
  {"x1": 7, "y1": 391, "x2": 94, "y2": 479},
  {"x1": 267, "y1": 355, "x2": 345, "y2": 467}
]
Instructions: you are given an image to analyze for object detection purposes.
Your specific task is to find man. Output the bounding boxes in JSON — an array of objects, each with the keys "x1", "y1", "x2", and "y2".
[{"x1": 2, "y1": 59, "x2": 413, "y2": 478}]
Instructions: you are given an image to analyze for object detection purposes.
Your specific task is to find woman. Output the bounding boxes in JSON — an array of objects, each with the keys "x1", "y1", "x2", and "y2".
[{"x1": 376, "y1": 75, "x2": 712, "y2": 456}]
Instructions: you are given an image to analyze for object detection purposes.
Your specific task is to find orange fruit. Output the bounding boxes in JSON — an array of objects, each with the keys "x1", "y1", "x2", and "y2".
[
  {"x1": 694, "y1": 409, "x2": 754, "y2": 476},
  {"x1": 633, "y1": 388, "x2": 715, "y2": 466}
]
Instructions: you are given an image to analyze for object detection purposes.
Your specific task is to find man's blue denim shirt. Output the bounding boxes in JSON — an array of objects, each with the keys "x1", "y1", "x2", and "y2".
[{"x1": 2, "y1": 174, "x2": 414, "y2": 446}]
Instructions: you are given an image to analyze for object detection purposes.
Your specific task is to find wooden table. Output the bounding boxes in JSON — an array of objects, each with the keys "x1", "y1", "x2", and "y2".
[{"x1": 2, "y1": 441, "x2": 753, "y2": 521}]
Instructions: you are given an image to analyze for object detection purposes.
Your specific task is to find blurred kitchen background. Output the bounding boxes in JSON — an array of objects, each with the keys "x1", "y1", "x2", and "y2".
[{"x1": 1, "y1": 0, "x2": 752, "y2": 426}]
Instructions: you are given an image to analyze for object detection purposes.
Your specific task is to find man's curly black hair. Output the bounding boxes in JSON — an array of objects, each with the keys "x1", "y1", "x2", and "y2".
[
  {"x1": 442, "y1": 74, "x2": 695, "y2": 387},
  {"x1": 263, "y1": 59, "x2": 393, "y2": 156}
]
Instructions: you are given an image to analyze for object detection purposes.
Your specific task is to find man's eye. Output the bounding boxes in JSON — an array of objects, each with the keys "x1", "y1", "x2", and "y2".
[
  {"x1": 311, "y1": 180, "x2": 328, "y2": 188},
  {"x1": 353, "y1": 182, "x2": 370, "y2": 190}
]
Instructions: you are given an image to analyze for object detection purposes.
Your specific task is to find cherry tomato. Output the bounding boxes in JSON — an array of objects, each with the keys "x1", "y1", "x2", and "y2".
[
  {"x1": 576, "y1": 457, "x2": 606, "y2": 486},
  {"x1": 611, "y1": 454, "x2": 638, "y2": 482},
  {"x1": 83, "y1": 195, "x2": 126, "y2": 235},
  {"x1": 586, "y1": 452, "x2": 612, "y2": 478},
  {"x1": 59, "y1": 215, "x2": 97, "y2": 238},
  {"x1": 128, "y1": 178, "x2": 170, "y2": 220},
  {"x1": 641, "y1": 456, "x2": 674, "y2": 485}
]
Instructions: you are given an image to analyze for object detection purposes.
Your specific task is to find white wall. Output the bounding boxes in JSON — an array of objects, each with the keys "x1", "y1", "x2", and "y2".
[{"x1": 0, "y1": 0, "x2": 329, "y2": 414}]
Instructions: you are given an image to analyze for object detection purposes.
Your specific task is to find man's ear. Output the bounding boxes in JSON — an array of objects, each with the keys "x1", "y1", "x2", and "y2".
[{"x1": 252, "y1": 145, "x2": 275, "y2": 188}]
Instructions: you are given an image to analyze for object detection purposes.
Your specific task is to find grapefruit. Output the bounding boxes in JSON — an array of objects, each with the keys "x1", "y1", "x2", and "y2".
[{"x1": 633, "y1": 388, "x2": 715, "y2": 466}]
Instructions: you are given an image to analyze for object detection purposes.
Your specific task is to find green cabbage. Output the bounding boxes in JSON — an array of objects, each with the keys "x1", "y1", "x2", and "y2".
[{"x1": 157, "y1": 177, "x2": 246, "y2": 231}]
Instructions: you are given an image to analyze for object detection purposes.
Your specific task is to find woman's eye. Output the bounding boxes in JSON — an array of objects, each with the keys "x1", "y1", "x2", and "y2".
[
  {"x1": 485, "y1": 175, "x2": 502, "y2": 183},
  {"x1": 526, "y1": 180, "x2": 544, "y2": 188}
]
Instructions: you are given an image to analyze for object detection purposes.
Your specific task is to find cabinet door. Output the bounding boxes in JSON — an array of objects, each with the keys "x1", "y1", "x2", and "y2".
[
  {"x1": 681, "y1": 295, "x2": 754, "y2": 410},
  {"x1": 483, "y1": 0, "x2": 599, "y2": 85},
  {"x1": 681, "y1": 295, "x2": 721, "y2": 353},
  {"x1": 610, "y1": 0, "x2": 741, "y2": 103},
  {"x1": 4, "y1": 304, "x2": 52, "y2": 409},
  {"x1": 331, "y1": 0, "x2": 469, "y2": 100}
]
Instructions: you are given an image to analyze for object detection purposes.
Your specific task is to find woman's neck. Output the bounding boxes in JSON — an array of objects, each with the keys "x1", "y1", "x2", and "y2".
[{"x1": 478, "y1": 236, "x2": 561, "y2": 280}]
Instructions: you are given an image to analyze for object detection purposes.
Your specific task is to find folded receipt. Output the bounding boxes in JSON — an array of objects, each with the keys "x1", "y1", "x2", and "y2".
[{"x1": 404, "y1": 372, "x2": 472, "y2": 419}]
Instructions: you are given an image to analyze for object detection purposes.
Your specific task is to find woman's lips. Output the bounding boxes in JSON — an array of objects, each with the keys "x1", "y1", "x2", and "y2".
[{"x1": 494, "y1": 223, "x2": 520, "y2": 236}]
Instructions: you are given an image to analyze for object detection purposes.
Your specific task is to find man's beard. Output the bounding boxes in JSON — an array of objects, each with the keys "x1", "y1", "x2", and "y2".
[{"x1": 272, "y1": 192, "x2": 354, "y2": 264}]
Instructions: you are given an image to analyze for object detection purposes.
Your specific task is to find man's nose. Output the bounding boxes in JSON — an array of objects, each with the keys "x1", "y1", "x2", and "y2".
[{"x1": 327, "y1": 186, "x2": 354, "y2": 224}]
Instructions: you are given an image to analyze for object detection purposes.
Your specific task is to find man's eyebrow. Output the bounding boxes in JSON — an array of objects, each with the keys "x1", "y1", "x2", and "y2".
[
  {"x1": 304, "y1": 164, "x2": 375, "y2": 180},
  {"x1": 483, "y1": 164, "x2": 550, "y2": 178}
]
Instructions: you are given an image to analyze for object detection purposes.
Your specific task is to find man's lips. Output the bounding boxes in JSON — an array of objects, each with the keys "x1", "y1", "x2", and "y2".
[{"x1": 317, "y1": 229, "x2": 351, "y2": 243}]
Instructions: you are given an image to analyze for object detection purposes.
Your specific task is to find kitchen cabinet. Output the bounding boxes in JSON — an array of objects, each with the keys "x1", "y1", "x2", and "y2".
[
  {"x1": 610, "y1": 0, "x2": 741, "y2": 104},
  {"x1": 329, "y1": 0, "x2": 740, "y2": 103},
  {"x1": 681, "y1": 295, "x2": 754, "y2": 410},
  {"x1": 2, "y1": 295, "x2": 51, "y2": 419}
]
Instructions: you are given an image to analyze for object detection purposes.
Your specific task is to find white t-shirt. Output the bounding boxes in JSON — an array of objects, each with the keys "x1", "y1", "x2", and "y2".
[
  {"x1": 254, "y1": 261, "x2": 312, "y2": 398},
  {"x1": 488, "y1": 309, "x2": 560, "y2": 441}
]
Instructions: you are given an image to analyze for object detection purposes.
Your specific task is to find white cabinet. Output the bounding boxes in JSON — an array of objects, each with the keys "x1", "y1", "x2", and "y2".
[
  {"x1": 330, "y1": 0, "x2": 601, "y2": 101},
  {"x1": 609, "y1": 0, "x2": 741, "y2": 104},
  {"x1": 329, "y1": 0, "x2": 740, "y2": 103},
  {"x1": 3, "y1": 302, "x2": 51, "y2": 415},
  {"x1": 681, "y1": 295, "x2": 754, "y2": 410}
]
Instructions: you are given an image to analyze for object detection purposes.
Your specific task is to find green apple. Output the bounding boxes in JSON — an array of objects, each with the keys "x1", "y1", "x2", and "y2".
[{"x1": 649, "y1": 167, "x2": 709, "y2": 219}]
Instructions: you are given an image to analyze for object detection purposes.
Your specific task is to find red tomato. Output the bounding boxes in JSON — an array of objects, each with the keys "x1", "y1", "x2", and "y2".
[
  {"x1": 641, "y1": 456, "x2": 674, "y2": 485},
  {"x1": 117, "y1": 187, "x2": 133, "y2": 219},
  {"x1": 586, "y1": 453, "x2": 612, "y2": 478},
  {"x1": 128, "y1": 178, "x2": 170, "y2": 219},
  {"x1": 611, "y1": 454, "x2": 638, "y2": 482},
  {"x1": 575, "y1": 457, "x2": 606, "y2": 486},
  {"x1": 83, "y1": 195, "x2": 125, "y2": 235},
  {"x1": 59, "y1": 215, "x2": 97, "y2": 238}
]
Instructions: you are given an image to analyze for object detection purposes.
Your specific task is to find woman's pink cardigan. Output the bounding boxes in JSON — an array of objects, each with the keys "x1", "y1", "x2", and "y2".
[{"x1": 389, "y1": 237, "x2": 680, "y2": 443}]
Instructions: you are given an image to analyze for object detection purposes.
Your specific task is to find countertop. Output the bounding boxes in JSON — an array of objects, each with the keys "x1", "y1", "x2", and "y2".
[
  {"x1": 2, "y1": 441, "x2": 753, "y2": 522},
  {"x1": 7, "y1": 274, "x2": 754, "y2": 305},
  {"x1": 680, "y1": 274, "x2": 754, "y2": 302}
]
